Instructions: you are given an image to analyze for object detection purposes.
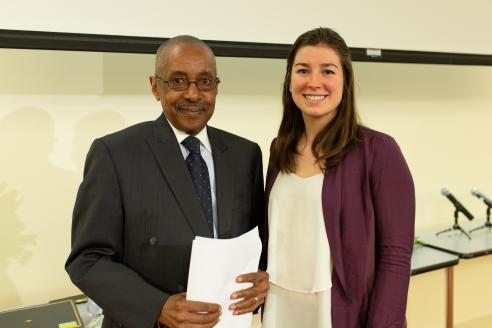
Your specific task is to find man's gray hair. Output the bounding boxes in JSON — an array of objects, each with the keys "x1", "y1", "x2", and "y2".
[{"x1": 154, "y1": 35, "x2": 216, "y2": 75}]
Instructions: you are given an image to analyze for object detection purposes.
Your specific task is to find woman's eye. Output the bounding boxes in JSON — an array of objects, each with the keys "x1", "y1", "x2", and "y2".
[
  {"x1": 323, "y1": 69, "x2": 335, "y2": 75},
  {"x1": 296, "y1": 69, "x2": 308, "y2": 74}
]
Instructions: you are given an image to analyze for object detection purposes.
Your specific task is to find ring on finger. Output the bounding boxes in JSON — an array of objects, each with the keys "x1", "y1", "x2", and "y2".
[{"x1": 254, "y1": 296, "x2": 259, "y2": 303}]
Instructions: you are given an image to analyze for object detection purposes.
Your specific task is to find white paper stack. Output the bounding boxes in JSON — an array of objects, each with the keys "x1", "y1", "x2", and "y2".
[{"x1": 186, "y1": 227, "x2": 262, "y2": 328}]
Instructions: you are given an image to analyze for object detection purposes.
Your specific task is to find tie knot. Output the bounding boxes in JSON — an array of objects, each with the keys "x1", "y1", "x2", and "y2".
[{"x1": 182, "y1": 136, "x2": 201, "y2": 154}]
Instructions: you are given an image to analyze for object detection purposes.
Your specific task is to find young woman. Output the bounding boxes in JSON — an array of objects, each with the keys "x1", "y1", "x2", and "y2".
[{"x1": 261, "y1": 27, "x2": 415, "y2": 327}]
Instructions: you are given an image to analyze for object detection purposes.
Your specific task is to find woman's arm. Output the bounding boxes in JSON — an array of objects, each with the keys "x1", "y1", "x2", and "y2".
[{"x1": 367, "y1": 135, "x2": 415, "y2": 328}]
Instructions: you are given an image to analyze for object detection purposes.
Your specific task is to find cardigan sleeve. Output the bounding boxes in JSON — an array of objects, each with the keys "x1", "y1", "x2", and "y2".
[{"x1": 366, "y1": 135, "x2": 415, "y2": 328}]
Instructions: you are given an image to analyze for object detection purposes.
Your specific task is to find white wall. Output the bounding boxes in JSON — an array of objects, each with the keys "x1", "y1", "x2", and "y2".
[
  {"x1": 1, "y1": 48, "x2": 492, "y2": 326},
  {"x1": 2, "y1": 0, "x2": 492, "y2": 54}
]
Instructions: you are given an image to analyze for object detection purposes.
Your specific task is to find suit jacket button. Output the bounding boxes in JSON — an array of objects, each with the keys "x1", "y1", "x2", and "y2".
[
  {"x1": 176, "y1": 284, "x2": 185, "y2": 292},
  {"x1": 149, "y1": 237, "x2": 159, "y2": 245}
]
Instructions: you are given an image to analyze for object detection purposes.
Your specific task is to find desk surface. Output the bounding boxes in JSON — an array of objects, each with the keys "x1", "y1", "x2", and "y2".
[
  {"x1": 0, "y1": 300, "x2": 81, "y2": 328},
  {"x1": 411, "y1": 244, "x2": 459, "y2": 275},
  {"x1": 417, "y1": 222, "x2": 492, "y2": 259}
]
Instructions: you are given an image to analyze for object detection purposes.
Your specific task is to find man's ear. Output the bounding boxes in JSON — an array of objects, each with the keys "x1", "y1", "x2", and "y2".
[{"x1": 149, "y1": 76, "x2": 160, "y2": 101}]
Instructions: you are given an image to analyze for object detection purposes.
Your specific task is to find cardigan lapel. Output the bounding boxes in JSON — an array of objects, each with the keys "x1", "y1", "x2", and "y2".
[
  {"x1": 322, "y1": 167, "x2": 348, "y2": 298},
  {"x1": 146, "y1": 115, "x2": 212, "y2": 238}
]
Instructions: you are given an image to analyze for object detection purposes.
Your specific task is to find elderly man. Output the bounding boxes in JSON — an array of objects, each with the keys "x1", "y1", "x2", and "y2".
[{"x1": 66, "y1": 35, "x2": 268, "y2": 328}]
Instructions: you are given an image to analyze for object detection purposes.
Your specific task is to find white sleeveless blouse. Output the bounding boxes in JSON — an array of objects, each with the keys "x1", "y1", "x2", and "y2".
[{"x1": 262, "y1": 173, "x2": 332, "y2": 328}]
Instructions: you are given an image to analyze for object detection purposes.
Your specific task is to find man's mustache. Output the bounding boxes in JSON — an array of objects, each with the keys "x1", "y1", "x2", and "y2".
[{"x1": 176, "y1": 101, "x2": 206, "y2": 111}]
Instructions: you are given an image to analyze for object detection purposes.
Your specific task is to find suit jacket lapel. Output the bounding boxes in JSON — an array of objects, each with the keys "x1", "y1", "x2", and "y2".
[
  {"x1": 208, "y1": 127, "x2": 234, "y2": 238},
  {"x1": 146, "y1": 115, "x2": 212, "y2": 237}
]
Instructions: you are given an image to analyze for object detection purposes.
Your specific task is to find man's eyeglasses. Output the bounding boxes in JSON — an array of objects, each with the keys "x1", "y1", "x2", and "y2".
[{"x1": 155, "y1": 75, "x2": 220, "y2": 91}]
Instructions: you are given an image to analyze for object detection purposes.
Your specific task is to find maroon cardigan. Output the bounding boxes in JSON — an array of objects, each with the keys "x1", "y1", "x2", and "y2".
[{"x1": 261, "y1": 126, "x2": 415, "y2": 328}]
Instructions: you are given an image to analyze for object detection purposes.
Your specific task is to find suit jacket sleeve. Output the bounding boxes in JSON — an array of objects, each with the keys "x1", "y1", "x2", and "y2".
[
  {"x1": 252, "y1": 144, "x2": 266, "y2": 264},
  {"x1": 366, "y1": 136, "x2": 415, "y2": 328},
  {"x1": 66, "y1": 139, "x2": 167, "y2": 328},
  {"x1": 259, "y1": 139, "x2": 276, "y2": 271}
]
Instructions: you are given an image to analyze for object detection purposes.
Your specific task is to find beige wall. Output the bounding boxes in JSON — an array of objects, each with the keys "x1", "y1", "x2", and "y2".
[{"x1": 1, "y1": 49, "x2": 492, "y2": 326}]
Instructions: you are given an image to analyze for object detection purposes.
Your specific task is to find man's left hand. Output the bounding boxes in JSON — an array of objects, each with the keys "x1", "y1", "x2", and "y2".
[{"x1": 229, "y1": 271, "x2": 269, "y2": 315}]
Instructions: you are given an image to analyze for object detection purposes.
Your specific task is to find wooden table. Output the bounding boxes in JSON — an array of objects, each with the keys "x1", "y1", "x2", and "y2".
[
  {"x1": 411, "y1": 243, "x2": 459, "y2": 328},
  {"x1": 417, "y1": 223, "x2": 492, "y2": 328}
]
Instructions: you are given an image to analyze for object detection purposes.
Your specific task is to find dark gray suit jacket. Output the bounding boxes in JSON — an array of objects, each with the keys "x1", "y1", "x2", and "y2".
[{"x1": 66, "y1": 114, "x2": 264, "y2": 328}]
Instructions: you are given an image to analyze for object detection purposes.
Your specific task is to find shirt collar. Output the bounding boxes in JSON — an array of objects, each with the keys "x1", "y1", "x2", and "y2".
[{"x1": 165, "y1": 116, "x2": 212, "y2": 153}]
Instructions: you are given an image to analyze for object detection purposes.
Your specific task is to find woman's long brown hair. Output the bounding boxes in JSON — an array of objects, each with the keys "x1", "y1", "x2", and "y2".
[{"x1": 270, "y1": 27, "x2": 360, "y2": 173}]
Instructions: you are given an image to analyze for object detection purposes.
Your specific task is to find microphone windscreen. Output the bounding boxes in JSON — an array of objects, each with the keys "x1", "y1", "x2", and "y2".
[{"x1": 441, "y1": 187, "x2": 450, "y2": 196}]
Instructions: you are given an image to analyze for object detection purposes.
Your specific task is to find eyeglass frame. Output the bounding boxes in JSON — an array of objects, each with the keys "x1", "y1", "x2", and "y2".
[{"x1": 154, "y1": 75, "x2": 221, "y2": 91}]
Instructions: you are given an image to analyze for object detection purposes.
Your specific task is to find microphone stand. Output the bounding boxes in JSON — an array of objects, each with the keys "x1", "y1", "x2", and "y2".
[
  {"x1": 469, "y1": 205, "x2": 492, "y2": 234},
  {"x1": 436, "y1": 209, "x2": 472, "y2": 240}
]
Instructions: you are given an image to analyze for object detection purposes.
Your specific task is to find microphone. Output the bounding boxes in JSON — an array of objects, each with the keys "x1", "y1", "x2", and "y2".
[
  {"x1": 471, "y1": 188, "x2": 492, "y2": 207},
  {"x1": 441, "y1": 188, "x2": 474, "y2": 220}
]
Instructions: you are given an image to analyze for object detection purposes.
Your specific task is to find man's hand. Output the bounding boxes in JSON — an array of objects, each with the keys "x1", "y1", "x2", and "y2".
[
  {"x1": 229, "y1": 271, "x2": 269, "y2": 315},
  {"x1": 159, "y1": 292, "x2": 221, "y2": 328}
]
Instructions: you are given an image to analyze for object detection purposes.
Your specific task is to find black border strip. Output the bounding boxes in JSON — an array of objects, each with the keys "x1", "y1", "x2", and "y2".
[
  {"x1": 424, "y1": 244, "x2": 492, "y2": 259},
  {"x1": 411, "y1": 258, "x2": 459, "y2": 276},
  {"x1": 2, "y1": 29, "x2": 492, "y2": 66}
]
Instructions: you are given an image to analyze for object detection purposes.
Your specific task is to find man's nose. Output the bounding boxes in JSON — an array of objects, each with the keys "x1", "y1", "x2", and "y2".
[{"x1": 183, "y1": 82, "x2": 201, "y2": 100}]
